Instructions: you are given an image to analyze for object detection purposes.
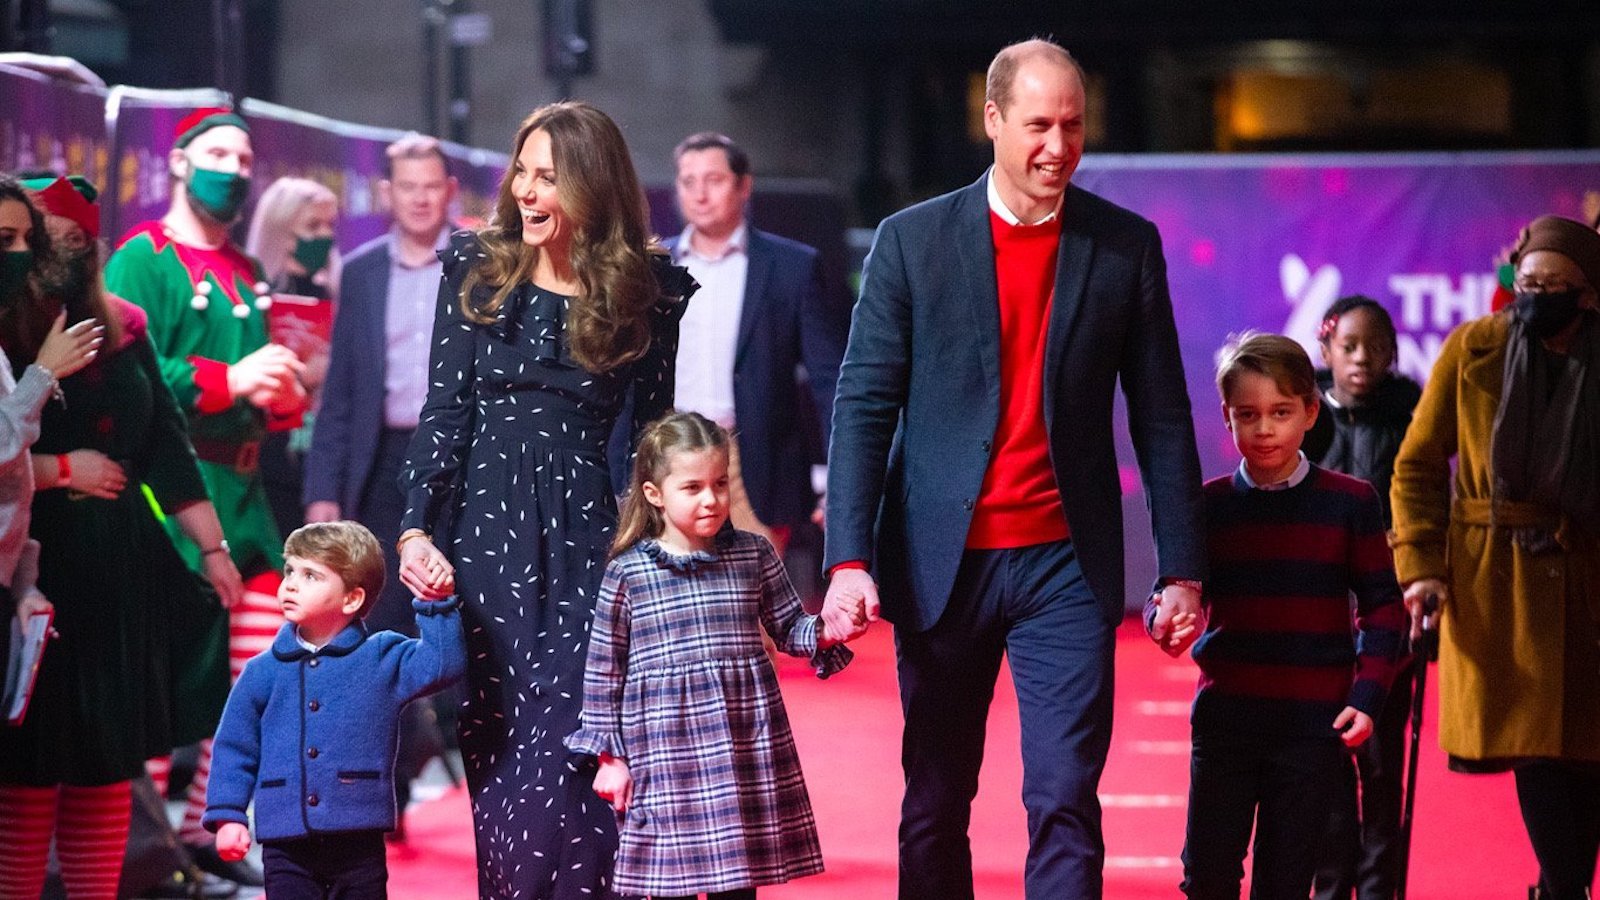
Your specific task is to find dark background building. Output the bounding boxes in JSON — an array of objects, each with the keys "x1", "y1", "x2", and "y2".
[{"x1": 5, "y1": 0, "x2": 1597, "y2": 225}]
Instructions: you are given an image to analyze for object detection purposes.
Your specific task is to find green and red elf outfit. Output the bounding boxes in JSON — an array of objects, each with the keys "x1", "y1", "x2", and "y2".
[{"x1": 104, "y1": 109, "x2": 294, "y2": 589}]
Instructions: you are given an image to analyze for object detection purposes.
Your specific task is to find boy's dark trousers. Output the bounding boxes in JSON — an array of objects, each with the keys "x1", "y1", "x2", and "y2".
[
  {"x1": 262, "y1": 829, "x2": 387, "y2": 899},
  {"x1": 1181, "y1": 729, "x2": 1343, "y2": 900},
  {"x1": 1313, "y1": 659, "x2": 1416, "y2": 900}
]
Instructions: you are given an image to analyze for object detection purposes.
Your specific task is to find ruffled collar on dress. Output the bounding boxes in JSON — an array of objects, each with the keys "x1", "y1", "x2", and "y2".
[{"x1": 640, "y1": 527, "x2": 736, "y2": 573}]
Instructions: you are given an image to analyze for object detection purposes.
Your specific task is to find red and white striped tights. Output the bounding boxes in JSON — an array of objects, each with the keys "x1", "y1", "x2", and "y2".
[{"x1": 0, "y1": 781, "x2": 132, "y2": 900}]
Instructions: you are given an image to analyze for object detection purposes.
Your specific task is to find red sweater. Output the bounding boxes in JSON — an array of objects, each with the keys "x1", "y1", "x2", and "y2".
[{"x1": 965, "y1": 212, "x2": 1069, "y2": 549}]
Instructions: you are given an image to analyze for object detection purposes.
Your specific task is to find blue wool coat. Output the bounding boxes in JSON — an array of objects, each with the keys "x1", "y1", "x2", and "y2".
[{"x1": 202, "y1": 597, "x2": 465, "y2": 842}]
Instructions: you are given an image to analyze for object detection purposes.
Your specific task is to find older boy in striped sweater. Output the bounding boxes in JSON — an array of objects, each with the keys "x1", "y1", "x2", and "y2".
[{"x1": 1145, "y1": 331, "x2": 1410, "y2": 900}]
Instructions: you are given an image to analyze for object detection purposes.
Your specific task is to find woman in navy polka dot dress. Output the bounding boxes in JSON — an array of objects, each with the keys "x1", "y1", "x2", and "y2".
[{"x1": 396, "y1": 102, "x2": 695, "y2": 899}]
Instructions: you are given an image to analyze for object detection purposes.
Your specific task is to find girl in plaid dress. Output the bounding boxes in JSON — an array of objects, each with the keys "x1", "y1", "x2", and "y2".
[{"x1": 566, "y1": 412, "x2": 857, "y2": 899}]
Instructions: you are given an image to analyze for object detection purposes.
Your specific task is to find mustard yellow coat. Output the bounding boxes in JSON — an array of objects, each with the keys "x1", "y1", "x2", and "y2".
[{"x1": 1390, "y1": 311, "x2": 1600, "y2": 765}]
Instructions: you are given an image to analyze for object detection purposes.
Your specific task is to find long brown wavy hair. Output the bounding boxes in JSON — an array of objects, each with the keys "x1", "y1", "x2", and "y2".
[
  {"x1": 0, "y1": 175, "x2": 122, "y2": 370},
  {"x1": 462, "y1": 102, "x2": 658, "y2": 373},
  {"x1": 611, "y1": 411, "x2": 730, "y2": 558}
]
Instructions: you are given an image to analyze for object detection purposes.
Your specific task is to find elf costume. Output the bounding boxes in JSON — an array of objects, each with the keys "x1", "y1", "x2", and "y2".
[{"x1": 102, "y1": 109, "x2": 293, "y2": 867}]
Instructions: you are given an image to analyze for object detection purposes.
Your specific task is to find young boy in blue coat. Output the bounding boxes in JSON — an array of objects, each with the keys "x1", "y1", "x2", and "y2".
[{"x1": 202, "y1": 521, "x2": 465, "y2": 898}]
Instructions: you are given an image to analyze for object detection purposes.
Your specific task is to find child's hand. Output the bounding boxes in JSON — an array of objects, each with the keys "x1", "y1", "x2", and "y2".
[
  {"x1": 593, "y1": 755, "x2": 633, "y2": 813},
  {"x1": 1333, "y1": 706, "x2": 1374, "y2": 748},
  {"x1": 1147, "y1": 585, "x2": 1202, "y2": 658},
  {"x1": 1160, "y1": 611, "x2": 1200, "y2": 658},
  {"x1": 820, "y1": 590, "x2": 868, "y2": 645},
  {"x1": 215, "y1": 822, "x2": 252, "y2": 862}
]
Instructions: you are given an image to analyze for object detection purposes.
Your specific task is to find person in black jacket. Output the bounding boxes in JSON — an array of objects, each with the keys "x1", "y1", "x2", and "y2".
[{"x1": 1307, "y1": 295, "x2": 1422, "y2": 900}]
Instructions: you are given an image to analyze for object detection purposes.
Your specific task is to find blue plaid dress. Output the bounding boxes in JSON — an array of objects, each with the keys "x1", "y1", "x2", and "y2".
[{"x1": 566, "y1": 530, "x2": 850, "y2": 896}]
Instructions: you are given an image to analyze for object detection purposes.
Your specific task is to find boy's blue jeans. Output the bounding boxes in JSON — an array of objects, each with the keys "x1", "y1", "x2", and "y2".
[
  {"x1": 262, "y1": 829, "x2": 387, "y2": 899},
  {"x1": 1181, "y1": 730, "x2": 1342, "y2": 899}
]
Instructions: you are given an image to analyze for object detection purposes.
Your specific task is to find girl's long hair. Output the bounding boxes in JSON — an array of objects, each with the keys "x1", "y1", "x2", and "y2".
[
  {"x1": 612, "y1": 411, "x2": 730, "y2": 558},
  {"x1": 245, "y1": 176, "x2": 343, "y2": 296},
  {"x1": 463, "y1": 102, "x2": 658, "y2": 374}
]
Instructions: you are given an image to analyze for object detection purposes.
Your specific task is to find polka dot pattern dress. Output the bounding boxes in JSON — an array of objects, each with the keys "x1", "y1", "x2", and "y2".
[{"x1": 400, "y1": 231, "x2": 693, "y2": 898}]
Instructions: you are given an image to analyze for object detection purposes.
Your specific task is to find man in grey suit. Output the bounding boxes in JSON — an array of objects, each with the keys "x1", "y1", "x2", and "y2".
[{"x1": 821, "y1": 39, "x2": 1207, "y2": 898}]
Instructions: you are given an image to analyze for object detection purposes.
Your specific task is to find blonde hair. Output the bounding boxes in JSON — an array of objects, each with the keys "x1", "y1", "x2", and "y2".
[
  {"x1": 612, "y1": 412, "x2": 730, "y2": 557},
  {"x1": 463, "y1": 102, "x2": 660, "y2": 373},
  {"x1": 245, "y1": 176, "x2": 342, "y2": 294},
  {"x1": 1215, "y1": 330, "x2": 1318, "y2": 404},
  {"x1": 283, "y1": 521, "x2": 385, "y2": 616}
]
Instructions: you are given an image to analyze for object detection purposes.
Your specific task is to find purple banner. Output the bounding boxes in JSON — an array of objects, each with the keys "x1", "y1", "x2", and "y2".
[
  {"x1": 1070, "y1": 152, "x2": 1600, "y2": 604},
  {"x1": 0, "y1": 63, "x2": 111, "y2": 192}
]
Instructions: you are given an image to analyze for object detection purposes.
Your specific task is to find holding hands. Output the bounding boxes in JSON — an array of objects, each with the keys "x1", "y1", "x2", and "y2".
[
  {"x1": 1147, "y1": 581, "x2": 1203, "y2": 658},
  {"x1": 820, "y1": 567, "x2": 880, "y2": 645},
  {"x1": 397, "y1": 530, "x2": 455, "y2": 600}
]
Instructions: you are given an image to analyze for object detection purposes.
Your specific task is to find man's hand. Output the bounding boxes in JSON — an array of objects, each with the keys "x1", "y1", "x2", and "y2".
[
  {"x1": 227, "y1": 343, "x2": 303, "y2": 404},
  {"x1": 593, "y1": 756, "x2": 633, "y2": 813},
  {"x1": 215, "y1": 823, "x2": 252, "y2": 862},
  {"x1": 1148, "y1": 582, "x2": 1202, "y2": 657},
  {"x1": 821, "y1": 568, "x2": 879, "y2": 643},
  {"x1": 304, "y1": 501, "x2": 341, "y2": 523},
  {"x1": 1403, "y1": 579, "x2": 1447, "y2": 642},
  {"x1": 1334, "y1": 706, "x2": 1375, "y2": 748}
]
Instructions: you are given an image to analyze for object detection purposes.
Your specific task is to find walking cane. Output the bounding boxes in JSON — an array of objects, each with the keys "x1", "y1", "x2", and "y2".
[{"x1": 1396, "y1": 593, "x2": 1440, "y2": 900}]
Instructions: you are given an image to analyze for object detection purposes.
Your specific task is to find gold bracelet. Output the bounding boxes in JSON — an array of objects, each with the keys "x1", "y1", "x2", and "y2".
[{"x1": 395, "y1": 530, "x2": 431, "y2": 554}]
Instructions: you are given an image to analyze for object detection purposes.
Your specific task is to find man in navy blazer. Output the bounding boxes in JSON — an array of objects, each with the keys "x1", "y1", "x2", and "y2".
[
  {"x1": 303, "y1": 135, "x2": 456, "y2": 634},
  {"x1": 821, "y1": 40, "x2": 1206, "y2": 898},
  {"x1": 658, "y1": 132, "x2": 847, "y2": 548}
]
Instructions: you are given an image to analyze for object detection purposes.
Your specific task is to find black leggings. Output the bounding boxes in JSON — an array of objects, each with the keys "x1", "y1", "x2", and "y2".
[
  {"x1": 652, "y1": 891, "x2": 755, "y2": 900},
  {"x1": 1515, "y1": 760, "x2": 1600, "y2": 900}
]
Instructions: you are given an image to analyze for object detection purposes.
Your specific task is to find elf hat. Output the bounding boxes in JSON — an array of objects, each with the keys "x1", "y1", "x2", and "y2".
[
  {"x1": 20, "y1": 175, "x2": 100, "y2": 239},
  {"x1": 173, "y1": 106, "x2": 251, "y2": 150}
]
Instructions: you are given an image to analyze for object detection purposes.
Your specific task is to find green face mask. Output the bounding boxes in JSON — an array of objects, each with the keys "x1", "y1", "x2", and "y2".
[
  {"x1": 186, "y1": 165, "x2": 251, "y2": 223},
  {"x1": 292, "y1": 235, "x2": 334, "y2": 274},
  {"x1": 0, "y1": 250, "x2": 34, "y2": 307}
]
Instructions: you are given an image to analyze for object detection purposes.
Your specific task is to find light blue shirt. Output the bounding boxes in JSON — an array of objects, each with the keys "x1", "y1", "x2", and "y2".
[{"x1": 1237, "y1": 451, "x2": 1311, "y2": 491}]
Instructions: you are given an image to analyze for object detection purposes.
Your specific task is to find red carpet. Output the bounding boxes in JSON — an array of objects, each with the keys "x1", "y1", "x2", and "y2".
[{"x1": 391, "y1": 618, "x2": 1557, "y2": 898}]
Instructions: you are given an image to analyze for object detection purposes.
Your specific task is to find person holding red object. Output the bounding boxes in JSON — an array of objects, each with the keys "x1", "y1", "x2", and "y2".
[{"x1": 103, "y1": 107, "x2": 305, "y2": 889}]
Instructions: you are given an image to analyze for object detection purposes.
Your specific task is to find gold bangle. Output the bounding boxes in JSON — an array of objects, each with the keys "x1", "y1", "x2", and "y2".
[{"x1": 396, "y1": 530, "x2": 431, "y2": 554}]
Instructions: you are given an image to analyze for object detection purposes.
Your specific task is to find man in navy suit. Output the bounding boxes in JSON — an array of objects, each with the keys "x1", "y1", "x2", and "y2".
[
  {"x1": 303, "y1": 134, "x2": 456, "y2": 633},
  {"x1": 662, "y1": 132, "x2": 846, "y2": 551},
  {"x1": 821, "y1": 39, "x2": 1207, "y2": 898}
]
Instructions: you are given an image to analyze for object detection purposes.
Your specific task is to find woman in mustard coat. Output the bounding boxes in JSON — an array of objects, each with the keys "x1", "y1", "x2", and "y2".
[{"x1": 1390, "y1": 215, "x2": 1600, "y2": 900}]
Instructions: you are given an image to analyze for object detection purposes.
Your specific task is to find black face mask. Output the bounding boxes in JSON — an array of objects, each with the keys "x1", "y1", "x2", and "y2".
[
  {"x1": 38, "y1": 247, "x2": 96, "y2": 303},
  {"x1": 1512, "y1": 289, "x2": 1586, "y2": 339}
]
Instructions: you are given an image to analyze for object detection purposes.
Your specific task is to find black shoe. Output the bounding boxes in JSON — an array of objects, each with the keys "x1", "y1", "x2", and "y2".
[
  {"x1": 185, "y1": 843, "x2": 265, "y2": 888},
  {"x1": 139, "y1": 869, "x2": 241, "y2": 899}
]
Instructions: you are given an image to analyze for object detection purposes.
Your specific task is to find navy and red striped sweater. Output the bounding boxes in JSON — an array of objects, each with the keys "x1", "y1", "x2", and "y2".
[{"x1": 1160, "y1": 464, "x2": 1408, "y2": 740}]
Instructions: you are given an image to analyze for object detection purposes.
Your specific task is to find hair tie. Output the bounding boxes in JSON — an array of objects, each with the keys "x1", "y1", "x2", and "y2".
[{"x1": 1316, "y1": 313, "x2": 1340, "y2": 342}]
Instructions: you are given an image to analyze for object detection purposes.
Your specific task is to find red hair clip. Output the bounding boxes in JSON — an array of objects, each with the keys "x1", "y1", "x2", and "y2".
[{"x1": 1316, "y1": 313, "x2": 1340, "y2": 342}]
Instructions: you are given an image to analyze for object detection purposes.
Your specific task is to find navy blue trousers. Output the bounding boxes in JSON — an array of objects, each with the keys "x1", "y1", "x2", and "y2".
[
  {"x1": 262, "y1": 829, "x2": 387, "y2": 899},
  {"x1": 895, "y1": 539, "x2": 1113, "y2": 899},
  {"x1": 1181, "y1": 731, "x2": 1343, "y2": 900}
]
